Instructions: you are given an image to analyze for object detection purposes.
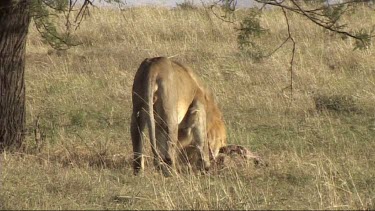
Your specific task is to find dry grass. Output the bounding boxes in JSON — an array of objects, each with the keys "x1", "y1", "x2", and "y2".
[{"x1": 1, "y1": 5, "x2": 374, "y2": 210}]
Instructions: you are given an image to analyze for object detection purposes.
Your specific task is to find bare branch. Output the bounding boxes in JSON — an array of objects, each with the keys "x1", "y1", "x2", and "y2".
[
  {"x1": 281, "y1": 7, "x2": 295, "y2": 100},
  {"x1": 264, "y1": 36, "x2": 289, "y2": 58}
]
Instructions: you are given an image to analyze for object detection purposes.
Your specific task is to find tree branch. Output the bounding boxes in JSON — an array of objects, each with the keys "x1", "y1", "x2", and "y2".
[
  {"x1": 254, "y1": 0, "x2": 372, "y2": 46},
  {"x1": 290, "y1": 0, "x2": 365, "y2": 44},
  {"x1": 281, "y1": 7, "x2": 295, "y2": 100}
]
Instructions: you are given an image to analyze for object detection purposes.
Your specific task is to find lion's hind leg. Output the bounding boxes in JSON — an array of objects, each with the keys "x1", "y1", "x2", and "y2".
[{"x1": 131, "y1": 111, "x2": 146, "y2": 175}]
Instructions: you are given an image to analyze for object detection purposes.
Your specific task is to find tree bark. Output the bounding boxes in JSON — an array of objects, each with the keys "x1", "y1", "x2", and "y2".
[{"x1": 0, "y1": 0, "x2": 31, "y2": 151}]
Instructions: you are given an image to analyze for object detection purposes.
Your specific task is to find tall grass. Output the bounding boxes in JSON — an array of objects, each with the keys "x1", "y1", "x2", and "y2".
[{"x1": 1, "y1": 5, "x2": 374, "y2": 210}]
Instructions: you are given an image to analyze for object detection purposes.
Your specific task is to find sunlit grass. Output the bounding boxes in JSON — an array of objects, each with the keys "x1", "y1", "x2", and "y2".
[{"x1": 1, "y1": 4, "x2": 374, "y2": 210}]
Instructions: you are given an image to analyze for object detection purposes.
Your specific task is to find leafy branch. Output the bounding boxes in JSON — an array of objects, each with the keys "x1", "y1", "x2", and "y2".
[
  {"x1": 212, "y1": 0, "x2": 374, "y2": 100},
  {"x1": 30, "y1": 0, "x2": 125, "y2": 50},
  {"x1": 253, "y1": 0, "x2": 374, "y2": 50}
]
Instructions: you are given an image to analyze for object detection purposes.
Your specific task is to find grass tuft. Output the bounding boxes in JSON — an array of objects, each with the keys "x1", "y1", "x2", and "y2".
[{"x1": 314, "y1": 94, "x2": 359, "y2": 113}]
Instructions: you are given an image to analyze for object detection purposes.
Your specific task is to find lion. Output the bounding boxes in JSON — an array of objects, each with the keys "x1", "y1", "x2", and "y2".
[
  {"x1": 131, "y1": 57, "x2": 223, "y2": 176},
  {"x1": 205, "y1": 96, "x2": 227, "y2": 160},
  {"x1": 177, "y1": 95, "x2": 227, "y2": 172}
]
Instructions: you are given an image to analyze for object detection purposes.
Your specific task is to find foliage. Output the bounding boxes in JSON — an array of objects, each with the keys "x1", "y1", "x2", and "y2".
[
  {"x1": 215, "y1": 0, "x2": 374, "y2": 53},
  {"x1": 30, "y1": 0, "x2": 80, "y2": 50},
  {"x1": 354, "y1": 28, "x2": 373, "y2": 50},
  {"x1": 176, "y1": 0, "x2": 198, "y2": 10},
  {"x1": 29, "y1": 0, "x2": 125, "y2": 50},
  {"x1": 237, "y1": 9, "x2": 268, "y2": 59},
  {"x1": 212, "y1": 0, "x2": 374, "y2": 100}
]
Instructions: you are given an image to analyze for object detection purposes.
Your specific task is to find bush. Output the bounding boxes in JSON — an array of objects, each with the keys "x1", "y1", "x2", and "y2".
[
  {"x1": 176, "y1": 0, "x2": 198, "y2": 10},
  {"x1": 314, "y1": 94, "x2": 359, "y2": 113}
]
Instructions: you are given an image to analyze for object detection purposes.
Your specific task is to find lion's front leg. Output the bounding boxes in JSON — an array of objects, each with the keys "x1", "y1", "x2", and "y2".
[{"x1": 190, "y1": 100, "x2": 210, "y2": 173}]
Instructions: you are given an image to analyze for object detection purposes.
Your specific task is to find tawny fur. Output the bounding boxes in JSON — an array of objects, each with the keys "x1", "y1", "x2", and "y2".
[{"x1": 131, "y1": 57, "x2": 225, "y2": 176}]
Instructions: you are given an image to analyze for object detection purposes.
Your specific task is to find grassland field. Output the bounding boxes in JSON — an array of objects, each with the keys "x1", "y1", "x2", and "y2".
[{"x1": 1, "y1": 4, "x2": 375, "y2": 210}]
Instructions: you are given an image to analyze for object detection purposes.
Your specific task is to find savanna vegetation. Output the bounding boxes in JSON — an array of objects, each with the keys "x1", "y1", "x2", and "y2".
[{"x1": 1, "y1": 3, "x2": 374, "y2": 210}]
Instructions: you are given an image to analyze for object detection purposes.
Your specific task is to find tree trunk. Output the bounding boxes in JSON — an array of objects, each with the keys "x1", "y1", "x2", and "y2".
[{"x1": 0, "y1": 0, "x2": 31, "y2": 151}]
